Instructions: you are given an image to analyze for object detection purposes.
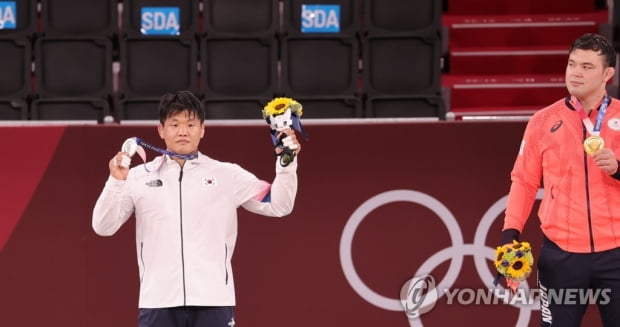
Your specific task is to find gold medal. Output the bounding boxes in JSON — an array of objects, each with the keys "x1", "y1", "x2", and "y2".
[{"x1": 584, "y1": 135, "x2": 605, "y2": 155}]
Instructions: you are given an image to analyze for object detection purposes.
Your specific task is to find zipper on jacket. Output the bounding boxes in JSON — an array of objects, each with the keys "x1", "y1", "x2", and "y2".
[
  {"x1": 224, "y1": 244, "x2": 229, "y2": 285},
  {"x1": 179, "y1": 168, "x2": 187, "y2": 305},
  {"x1": 140, "y1": 241, "x2": 145, "y2": 283},
  {"x1": 582, "y1": 125, "x2": 596, "y2": 252}
]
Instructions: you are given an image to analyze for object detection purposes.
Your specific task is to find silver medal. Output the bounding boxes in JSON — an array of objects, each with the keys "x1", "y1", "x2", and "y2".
[{"x1": 121, "y1": 137, "x2": 138, "y2": 157}]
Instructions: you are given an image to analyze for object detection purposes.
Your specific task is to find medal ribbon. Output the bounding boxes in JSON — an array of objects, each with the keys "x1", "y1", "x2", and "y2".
[
  {"x1": 134, "y1": 137, "x2": 198, "y2": 160},
  {"x1": 571, "y1": 95, "x2": 611, "y2": 136},
  {"x1": 124, "y1": 137, "x2": 198, "y2": 172}
]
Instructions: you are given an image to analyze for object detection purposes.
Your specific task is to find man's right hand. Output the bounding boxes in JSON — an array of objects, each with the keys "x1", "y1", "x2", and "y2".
[{"x1": 108, "y1": 152, "x2": 131, "y2": 180}]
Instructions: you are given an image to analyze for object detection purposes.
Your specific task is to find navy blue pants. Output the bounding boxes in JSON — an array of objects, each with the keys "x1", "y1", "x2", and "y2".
[
  {"x1": 138, "y1": 306, "x2": 235, "y2": 327},
  {"x1": 538, "y1": 237, "x2": 620, "y2": 327}
]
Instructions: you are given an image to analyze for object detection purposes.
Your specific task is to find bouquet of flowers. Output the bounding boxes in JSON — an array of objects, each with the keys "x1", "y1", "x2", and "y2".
[
  {"x1": 262, "y1": 97, "x2": 305, "y2": 166},
  {"x1": 494, "y1": 240, "x2": 534, "y2": 292}
]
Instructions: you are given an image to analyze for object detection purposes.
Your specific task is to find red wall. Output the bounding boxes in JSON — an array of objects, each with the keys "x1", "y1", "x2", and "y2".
[{"x1": 0, "y1": 121, "x2": 601, "y2": 326}]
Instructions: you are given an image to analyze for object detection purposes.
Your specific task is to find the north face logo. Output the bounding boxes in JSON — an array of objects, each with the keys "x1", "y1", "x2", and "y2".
[{"x1": 146, "y1": 179, "x2": 163, "y2": 187}]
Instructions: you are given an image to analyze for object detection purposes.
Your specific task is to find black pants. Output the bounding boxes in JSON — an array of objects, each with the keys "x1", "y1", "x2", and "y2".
[
  {"x1": 138, "y1": 306, "x2": 235, "y2": 327},
  {"x1": 538, "y1": 237, "x2": 620, "y2": 327}
]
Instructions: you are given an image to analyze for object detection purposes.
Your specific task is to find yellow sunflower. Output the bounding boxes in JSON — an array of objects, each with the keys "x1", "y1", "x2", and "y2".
[
  {"x1": 494, "y1": 246, "x2": 506, "y2": 269},
  {"x1": 263, "y1": 97, "x2": 303, "y2": 118},
  {"x1": 505, "y1": 256, "x2": 533, "y2": 280},
  {"x1": 515, "y1": 241, "x2": 531, "y2": 252}
]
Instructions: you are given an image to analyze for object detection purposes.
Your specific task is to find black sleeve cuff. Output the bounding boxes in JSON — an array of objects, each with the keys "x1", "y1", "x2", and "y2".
[
  {"x1": 501, "y1": 228, "x2": 520, "y2": 245},
  {"x1": 612, "y1": 161, "x2": 620, "y2": 181}
]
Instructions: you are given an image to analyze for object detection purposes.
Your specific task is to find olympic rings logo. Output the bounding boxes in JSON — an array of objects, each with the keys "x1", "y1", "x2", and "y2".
[{"x1": 339, "y1": 189, "x2": 543, "y2": 327}]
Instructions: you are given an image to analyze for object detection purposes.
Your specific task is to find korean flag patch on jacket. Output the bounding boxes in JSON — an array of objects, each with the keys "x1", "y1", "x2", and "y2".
[{"x1": 203, "y1": 177, "x2": 217, "y2": 187}]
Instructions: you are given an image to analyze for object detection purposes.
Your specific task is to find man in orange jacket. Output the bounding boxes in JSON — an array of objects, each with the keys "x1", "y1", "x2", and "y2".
[{"x1": 502, "y1": 33, "x2": 620, "y2": 326}]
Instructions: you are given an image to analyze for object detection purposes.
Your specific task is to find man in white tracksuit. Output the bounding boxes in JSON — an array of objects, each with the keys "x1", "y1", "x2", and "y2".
[{"x1": 92, "y1": 91, "x2": 301, "y2": 327}]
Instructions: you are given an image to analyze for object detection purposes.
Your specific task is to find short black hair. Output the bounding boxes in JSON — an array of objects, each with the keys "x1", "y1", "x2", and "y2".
[
  {"x1": 569, "y1": 33, "x2": 617, "y2": 68},
  {"x1": 158, "y1": 91, "x2": 204, "y2": 124}
]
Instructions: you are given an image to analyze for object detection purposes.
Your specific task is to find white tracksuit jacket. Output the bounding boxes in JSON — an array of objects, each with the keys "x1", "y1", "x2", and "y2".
[{"x1": 92, "y1": 153, "x2": 297, "y2": 308}]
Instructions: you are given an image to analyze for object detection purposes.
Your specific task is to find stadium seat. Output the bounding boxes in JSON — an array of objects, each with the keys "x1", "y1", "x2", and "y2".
[
  {"x1": 118, "y1": 97, "x2": 161, "y2": 120},
  {"x1": 200, "y1": 36, "x2": 277, "y2": 98},
  {"x1": 40, "y1": 0, "x2": 118, "y2": 37},
  {"x1": 31, "y1": 97, "x2": 110, "y2": 122},
  {"x1": 362, "y1": 35, "x2": 441, "y2": 96},
  {"x1": 280, "y1": 36, "x2": 359, "y2": 97},
  {"x1": 365, "y1": 95, "x2": 445, "y2": 118},
  {"x1": 280, "y1": 2, "x2": 362, "y2": 118},
  {"x1": 0, "y1": 38, "x2": 31, "y2": 98},
  {"x1": 119, "y1": 37, "x2": 198, "y2": 98},
  {"x1": 121, "y1": 0, "x2": 200, "y2": 37},
  {"x1": 0, "y1": 0, "x2": 36, "y2": 38},
  {"x1": 0, "y1": 98, "x2": 27, "y2": 120},
  {"x1": 202, "y1": 97, "x2": 270, "y2": 119},
  {"x1": 34, "y1": 37, "x2": 113, "y2": 98},
  {"x1": 363, "y1": 0, "x2": 440, "y2": 35},
  {"x1": 202, "y1": 0, "x2": 279, "y2": 37},
  {"x1": 286, "y1": 96, "x2": 362, "y2": 118},
  {"x1": 282, "y1": 0, "x2": 360, "y2": 37}
]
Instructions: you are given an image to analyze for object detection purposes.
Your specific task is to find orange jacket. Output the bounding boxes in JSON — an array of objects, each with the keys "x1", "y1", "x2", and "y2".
[{"x1": 503, "y1": 96, "x2": 620, "y2": 253}]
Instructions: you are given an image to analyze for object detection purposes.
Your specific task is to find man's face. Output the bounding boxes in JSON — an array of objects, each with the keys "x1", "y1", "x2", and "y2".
[
  {"x1": 565, "y1": 48, "x2": 614, "y2": 100},
  {"x1": 157, "y1": 110, "x2": 204, "y2": 155}
]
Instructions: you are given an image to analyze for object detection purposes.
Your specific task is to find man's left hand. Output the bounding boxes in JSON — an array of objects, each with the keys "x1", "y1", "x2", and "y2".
[
  {"x1": 275, "y1": 129, "x2": 301, "y2": 155},
  {"x1": 593, "y1": 148, "x2": 618, "y2": 175}
]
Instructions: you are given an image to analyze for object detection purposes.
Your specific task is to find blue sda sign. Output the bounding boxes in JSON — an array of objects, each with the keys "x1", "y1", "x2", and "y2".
[
  {"x1": 141, "y1": 6, "x2": 180, "y2": 35},
  {"x1": 301, "y1": 4, "x2": 340, "y2": 33},
  {"x1": 0, "y1": 1, "x2": 17, "y2": 30}
]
